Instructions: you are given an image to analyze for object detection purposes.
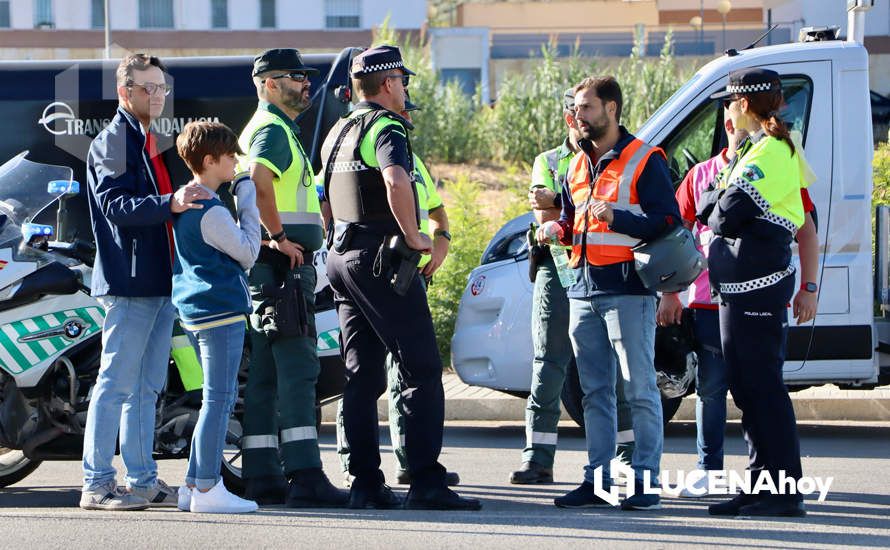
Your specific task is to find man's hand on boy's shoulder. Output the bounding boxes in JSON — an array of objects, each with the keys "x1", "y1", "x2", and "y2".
[{"x1": 171, "y1": 182, "x2": 211, "y2": 213}]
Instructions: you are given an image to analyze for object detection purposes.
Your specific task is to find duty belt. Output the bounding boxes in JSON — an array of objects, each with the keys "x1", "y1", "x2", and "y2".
[{"x1": 719, "y1": 265, "x2": 796, "y2": 295}]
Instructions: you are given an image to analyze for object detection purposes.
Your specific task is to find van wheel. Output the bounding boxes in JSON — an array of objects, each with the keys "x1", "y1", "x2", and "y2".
[
  {"x1": 0, "y1": 448, "x2": 40, "y2": 488},
  {"x1": 560, "y1": 358, "x2": 684, "y2": 428}
]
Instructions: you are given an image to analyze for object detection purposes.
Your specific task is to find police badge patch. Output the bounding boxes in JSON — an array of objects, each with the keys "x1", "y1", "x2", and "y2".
[{"x1": 741, "y1": 164, "x2": 765, "y2": 182}]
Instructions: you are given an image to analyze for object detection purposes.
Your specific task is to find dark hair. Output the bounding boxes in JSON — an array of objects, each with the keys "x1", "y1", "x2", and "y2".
[
  {"x1": 352, "y1": 70, "x2": 397, "y2": 99},
  {"x1": 574, "y1": 76, "x2": 623, "y2": 122},
  {"x1": 116, "y1": 53, "x2": 167, "y2": 88},
  {"x1": 740, "y1": 83, "x2": 795, "y2": 156},
  {"x1": 176, "y1": 121, "x2": 243, "y2": 174}
]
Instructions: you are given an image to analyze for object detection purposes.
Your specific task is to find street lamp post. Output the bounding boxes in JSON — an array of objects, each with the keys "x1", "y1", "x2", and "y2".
[
  {"x1": 690, "y1": 16, "x2": 703, "y2": 56},
  {"x1": 717, "y1": 0, "x2": 733, "y2": 53}
]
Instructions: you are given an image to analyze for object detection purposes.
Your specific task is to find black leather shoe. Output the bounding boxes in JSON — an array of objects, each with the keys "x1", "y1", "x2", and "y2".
[
  {"x1": 286, "y1": 468, "x2": 349, "y2": 508},
  {"x1": 708, "y1": 493, "x2": 762, "y2": 516},
  {"x1": 395, "y1": 469, "x2": 461, "y2": 486},
  {"x1": 509, "y1": 461, "x2": 554, "y2": 484},
  {"x1": 348, "y1": 481, "x2": 403, "y2": 509},
  {"x1": 244, "y1": 475, "x2": 287, "y2": 506},
  {"x1": 403, "y1": 486, "x2": 482, "y2": 511},
  {"x1": 738, "y1": 498, "x2": 807, "y2": 517}
]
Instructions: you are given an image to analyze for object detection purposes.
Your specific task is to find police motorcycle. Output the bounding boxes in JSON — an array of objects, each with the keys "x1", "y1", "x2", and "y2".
[{"x1": 0, "y1": 152, "x2": 344, "y2": 491}]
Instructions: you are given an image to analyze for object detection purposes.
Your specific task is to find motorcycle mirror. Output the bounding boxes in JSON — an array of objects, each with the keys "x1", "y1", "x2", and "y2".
[{"x1": 47, "y1": 180, "x2": 79, "y2": 196}]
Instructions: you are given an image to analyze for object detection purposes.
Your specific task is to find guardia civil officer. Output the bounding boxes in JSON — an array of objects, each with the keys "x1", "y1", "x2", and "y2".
[
  {"x1": 321, "y1": 46, "x2": 480, "y2": 510},
  {"x1": 698, "y1": 68, "x2": 809, "y2": 517},
  {"x1": 237, "y1": 48, "x2": 347, "y2": 507}
]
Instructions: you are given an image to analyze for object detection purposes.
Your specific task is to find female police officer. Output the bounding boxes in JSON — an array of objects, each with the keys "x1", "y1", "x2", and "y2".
[{"x1": 697, "y1": 68, "x2": 810, "y2": 518}]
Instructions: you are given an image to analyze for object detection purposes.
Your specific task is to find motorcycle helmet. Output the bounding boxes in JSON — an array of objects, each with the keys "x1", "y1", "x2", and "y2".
[
  {"x1": 633, "y1": 224, "x2": 705, "y2": 293},
  {"x1": 654, "y1": 310, "x2": 698, "y2": 399}
]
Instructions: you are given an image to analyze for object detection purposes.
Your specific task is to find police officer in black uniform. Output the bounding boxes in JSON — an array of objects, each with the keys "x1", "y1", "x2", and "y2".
[{"x1": 321, "y1": 45, "x2": 481, "y2": 511}]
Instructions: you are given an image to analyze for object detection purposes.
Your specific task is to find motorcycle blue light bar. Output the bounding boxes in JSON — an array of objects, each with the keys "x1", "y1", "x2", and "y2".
[
  {"x1": 47, "y1": 180, "x2": 79, "y2": 195},
  {"x1": 21, "y1": 222, "x2": 54, "y2": 241}
]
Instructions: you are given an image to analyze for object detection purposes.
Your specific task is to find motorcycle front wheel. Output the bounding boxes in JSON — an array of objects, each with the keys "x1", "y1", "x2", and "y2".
[{"x1": 0, "y1": 447, "x2": 41, "y2": 488}]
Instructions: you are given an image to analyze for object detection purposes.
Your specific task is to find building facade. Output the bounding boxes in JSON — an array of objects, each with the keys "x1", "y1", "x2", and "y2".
[{"x1": 0, "y1": 0, "x2": 427, "y2": 59}]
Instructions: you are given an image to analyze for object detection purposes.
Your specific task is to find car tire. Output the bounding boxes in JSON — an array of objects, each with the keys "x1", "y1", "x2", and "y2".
[{"x1": 560, "y1": 357, "x2": 685, "y2": 428}]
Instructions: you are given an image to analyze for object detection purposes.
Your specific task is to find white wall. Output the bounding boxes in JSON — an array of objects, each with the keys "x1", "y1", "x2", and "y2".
[
  {"x1": 178, "y1": 0, "x2": 208, "y2": 30},
  {"x1": 10, "y1": 0, "x2": 33, "y2": 28},
  {"x1": 361, "y1": 0, "x2": 426, "y2": 30},
  {"x1": 764, "y1": 0, "x2": 890, "y2": 38},
  {"x1": 278, "y1": 0, "x2": 324, "y2": 30}
]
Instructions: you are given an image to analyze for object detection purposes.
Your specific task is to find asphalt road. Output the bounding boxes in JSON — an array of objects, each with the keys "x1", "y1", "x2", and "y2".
[{"x1": 0, "y1": 421, "x2": 888, "y2": 549}]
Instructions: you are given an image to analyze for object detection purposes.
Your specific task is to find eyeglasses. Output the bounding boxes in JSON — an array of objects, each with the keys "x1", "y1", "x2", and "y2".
[
  {"x1": 129, "y1": 82, "x2": 172, "y2": 96},
  {"x1": 385, "y1": 75, "x2": 410, "y2": 88},
  {"x1": 264, "y1": 72, "x2": 310, "y2": 83}
]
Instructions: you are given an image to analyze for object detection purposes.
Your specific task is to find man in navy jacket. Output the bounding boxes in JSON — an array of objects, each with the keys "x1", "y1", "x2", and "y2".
[{"x1": 80, "y1": 53, "x2": 209, "y2": 511}]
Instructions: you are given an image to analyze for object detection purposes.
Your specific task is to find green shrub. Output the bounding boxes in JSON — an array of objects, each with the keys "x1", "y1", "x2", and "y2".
[
  {"x1": 875, "y1": 140, "x2": 890, "y2": 207},
  {"x1": 426, "y1": 175, "x2": 493, "y2": 361}
]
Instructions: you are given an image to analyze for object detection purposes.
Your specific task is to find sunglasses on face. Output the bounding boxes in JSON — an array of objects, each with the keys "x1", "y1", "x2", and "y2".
[
  {"x1": 129, "y1": 82, "x2": 172, "y2": 96},
  {"x1": 265, "y1": 72, "x2": 309, "y2": 83},
  {"x1": 385, "y1": 74, "x2": 410, "y2": 88}
]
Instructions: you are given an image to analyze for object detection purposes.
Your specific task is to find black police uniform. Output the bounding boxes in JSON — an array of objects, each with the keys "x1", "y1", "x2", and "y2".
[
  {"x1": 699, "y1": 68, "x2": 807, "y2": 518},
  {"x1": 320, "y1": 46, "x2": 480, "y2": 510}
]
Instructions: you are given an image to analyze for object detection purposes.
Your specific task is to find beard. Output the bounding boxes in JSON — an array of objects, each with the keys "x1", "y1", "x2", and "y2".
[
  {"x1": 578, "y1": 112, "x2": 610, "y2": 142},
  {"x1": 281, "y1": 85, "x2": 311, "y2": 113}
]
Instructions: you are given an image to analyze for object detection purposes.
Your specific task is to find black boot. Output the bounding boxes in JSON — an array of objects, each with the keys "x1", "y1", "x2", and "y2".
[
  {"x1": 738, "y1": 497, "x2": 806, "y2": 517},
  {"x1": 708, "y1": 492, "x2": 763, "y2": 516},
  {"x1": 286, "y1": 468, "x2": 349, "y2": 508},
  {"x1": 403, "y1": 486, "x2": 482, "y2": 511},
  {"x1": 244, "y1": 475, "x2": 288, "y2": 506},
  {"x1": 348, "y1": 475, "x2": 404, "y2": 510},
  {"x1": 509, "y1": 461, "x2": 554, "y2": 484},
  {"x1": 396, "y1": 469, "x2": 461, "y2": 486}
]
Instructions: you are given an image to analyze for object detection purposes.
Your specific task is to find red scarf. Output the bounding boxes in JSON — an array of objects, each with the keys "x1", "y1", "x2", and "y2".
[{"x1": 145, "y1": 131, "x2": 175, "y2": 264}]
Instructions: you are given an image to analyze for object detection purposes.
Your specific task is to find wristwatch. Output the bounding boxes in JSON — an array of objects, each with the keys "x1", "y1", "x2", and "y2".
[
  {"x1": 434, "y1": 229, "x2": 452, "y2": 242},
  {"x1": 269, "y1": 229, "x2": 287, "y2": 243},
  {"x1": 801, "y1": 282, "x2": 818, "y2": 293}
]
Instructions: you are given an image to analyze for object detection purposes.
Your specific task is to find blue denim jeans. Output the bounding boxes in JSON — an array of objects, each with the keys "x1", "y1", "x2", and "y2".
[
  {"x1": 691, "y1": 308, "x2": 728, "y2": 470},
  {"x1": 184, "y1": 322, "x2": 244, "y2": 490},
  {"x1": 82, "y1": 296, "x2": 175, "y2": 490},
  {"x1": 569, "y1": 294, "x2": 662, "y2": 484}
]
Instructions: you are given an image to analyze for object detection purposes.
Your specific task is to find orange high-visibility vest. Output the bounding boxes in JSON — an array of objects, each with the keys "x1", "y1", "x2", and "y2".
[{"x1": 567, "y1": 138, "x2": 666, "y2": 267}]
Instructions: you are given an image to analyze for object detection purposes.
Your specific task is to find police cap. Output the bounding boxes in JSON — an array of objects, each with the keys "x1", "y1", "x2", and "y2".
[
  {"x1": 710, "y1": 67, "x2": 780, "y2": 100},
  {"x1": 252, "y1": 48, "x2": 319, "y2": 77},
  {"x1": 351, "y1": 45, "x2": 415, "y2": 77}
]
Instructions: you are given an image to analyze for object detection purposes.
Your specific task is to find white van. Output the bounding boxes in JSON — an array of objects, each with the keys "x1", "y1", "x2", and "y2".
[{"x1": 451, "y1": 3, "x2": 890, "y2": 424}]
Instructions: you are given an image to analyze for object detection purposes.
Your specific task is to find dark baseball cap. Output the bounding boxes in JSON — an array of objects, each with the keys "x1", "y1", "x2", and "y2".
[
  {"x1": 351, "y1": 45, "x2": 415, "y2": 77},
  {"x1": 710, "y1": 67, "x2": 781, "y2": 100},
  {"x1": 252, "y1": 48, "x2": 319, "y2": 77}
]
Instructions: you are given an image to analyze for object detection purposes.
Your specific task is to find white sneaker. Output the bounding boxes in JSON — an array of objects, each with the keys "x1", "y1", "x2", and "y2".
[
  {"x1": 189, "y1": 479, "x2": 258, "y2": 514},
  {"x1": 177, "y1": 486, "x2": 192, "y2": 511},
  {"x1": 678, "y1": 470, "x2": 720, "y2": 498}
]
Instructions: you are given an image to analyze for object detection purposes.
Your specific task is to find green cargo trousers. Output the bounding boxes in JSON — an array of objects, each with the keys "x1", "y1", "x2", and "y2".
[
  {"x1": 523, "y1": 256, "x2": 634, "y2": 468},
  {"x1": 242, "y1": 261, "x2": 322, "y2": 479}
]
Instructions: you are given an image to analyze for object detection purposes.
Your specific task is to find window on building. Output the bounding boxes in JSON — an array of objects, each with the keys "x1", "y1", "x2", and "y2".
[
  {"x1": 0, "y1": 1, "x2": 10, "y2": 28},
  {"x1": 91, "y1": 0, "x2": 106, "y2": 29},
  {"x1": 34, "y1": 0, "x2": 54, "y2": 28},
  {"x1": 211, "y1": 0, "x2": 228, "y2": 29},
  {"x1": 259, "y1": 0, "x2": 276, "y2": 28},
  {"x1": 139, "y1": 0, "x2": 174, "y2": 29},
  {"x1": 325, "y1": 0, "x2": 360, "y2": 29}
]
